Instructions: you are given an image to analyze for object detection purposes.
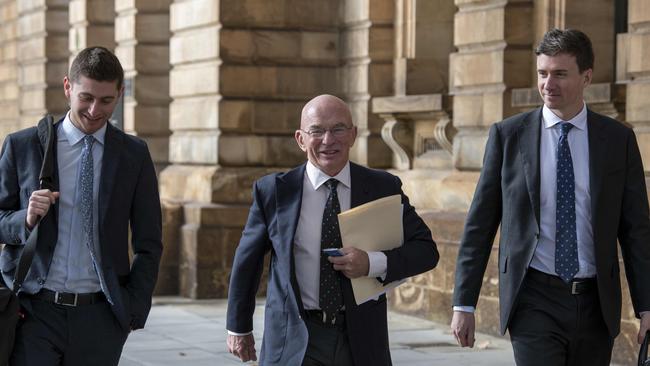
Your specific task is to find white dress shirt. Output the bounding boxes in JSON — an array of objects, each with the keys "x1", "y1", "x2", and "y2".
[
  {"x1": 228, "y1": 161, "x2": 387, "y2": 335},
  {"x1": 296, "y1": 161, "x2": 387, "y2": 310}
]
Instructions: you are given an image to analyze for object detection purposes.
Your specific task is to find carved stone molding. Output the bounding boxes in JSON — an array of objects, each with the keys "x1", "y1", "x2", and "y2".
[
  {"x1": 373, "y1": 94, "x2": 454, "y2": 170},
  {"x1": 380, "y1": 114, "x2": 413, "y2": 170}
]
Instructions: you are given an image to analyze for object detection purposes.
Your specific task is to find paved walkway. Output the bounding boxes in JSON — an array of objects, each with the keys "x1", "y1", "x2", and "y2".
[{"x1": 119, "y1": 297, "x2": 515, "y2": 366}]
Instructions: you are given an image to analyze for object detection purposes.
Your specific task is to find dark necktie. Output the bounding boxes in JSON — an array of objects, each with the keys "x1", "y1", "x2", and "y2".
[
  {"x1": 555, "y1": 122, "x2": 579, "y2": 282},
  {"x1": 319, "y1": 178, "x2": 343, "y2": 323}
]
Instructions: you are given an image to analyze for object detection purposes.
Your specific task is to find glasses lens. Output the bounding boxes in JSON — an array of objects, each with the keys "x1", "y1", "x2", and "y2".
[
  {"x1": 332, "y1": 127, "x2": 346, "y2": 136},
  {"x1": 309, "y1": 129, "x2": 324, "y2": 138}
]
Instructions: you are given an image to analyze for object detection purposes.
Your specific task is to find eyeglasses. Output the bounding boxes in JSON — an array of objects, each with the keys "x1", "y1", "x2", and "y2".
[{"x1": 300, "y1": 126, "x2": 353, "y2": 139}]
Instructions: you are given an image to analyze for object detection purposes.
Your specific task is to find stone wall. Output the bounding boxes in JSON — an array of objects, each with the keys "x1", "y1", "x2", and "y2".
[
  {"x1": 0, "y1": 0, "x2": 18, "y2": 146},
  {"x1": 0, "y1": 0, "x2": 649, "y2": 363},
  {"x1": 450, "y1": 0, "x2": 534, "y2": 170},
  {"x1": 115, "y1": 0, "x2": 171, "y2": 173},
  {"x1": 17, "y1": 0, "x2": 68, "y2": 127}
]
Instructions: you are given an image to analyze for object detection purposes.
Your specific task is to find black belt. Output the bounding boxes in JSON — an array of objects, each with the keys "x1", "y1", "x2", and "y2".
[
  {"x1": 305, "y1": 309, "x2": 346, "y2": 328},
  {"x1": 527, "y1": 268, "x2": 596, "y2": 295},
  {"x1": 34, "y1": 288, "x2": 105, "y2": 306}
]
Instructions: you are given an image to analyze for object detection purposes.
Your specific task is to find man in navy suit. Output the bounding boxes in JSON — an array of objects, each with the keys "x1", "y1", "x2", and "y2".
[
  {"x1": 226, "y1": 94, "x2": 439, "y2": 366},
  {"x1": 0, "y1": 47, "x2": 162, "y2": 366},
  {"x1": 451, "y1": 29, "x2": 650, "y2": 365}
]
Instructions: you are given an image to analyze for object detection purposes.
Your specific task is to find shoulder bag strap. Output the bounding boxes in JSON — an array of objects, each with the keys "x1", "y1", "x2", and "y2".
[{"x1": 12, "y1": 114, "x2": 55, "y2": 292}]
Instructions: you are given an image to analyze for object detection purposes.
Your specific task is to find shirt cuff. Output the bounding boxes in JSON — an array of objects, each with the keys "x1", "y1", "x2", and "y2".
[
  {"x1": 453, "y1": 306, "x2": 476, "y2": 313},
  {"x1": 640, "y1": 311, "x2": 649, "y2": 317},
  {"x1": 367, "y1": 251, "x2": 387, "y2": 279},
  {"x1": 227, "y1": 330, "x2": 252, "y2": 336}
]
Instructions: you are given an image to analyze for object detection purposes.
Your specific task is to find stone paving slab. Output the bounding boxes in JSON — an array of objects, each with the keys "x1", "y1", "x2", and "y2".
[{"x1": 119, "y1": 297, "x2": 516, "y2": 366}]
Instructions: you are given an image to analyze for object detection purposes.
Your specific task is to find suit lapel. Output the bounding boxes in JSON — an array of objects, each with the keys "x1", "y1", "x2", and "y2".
[
  {"x1": 276, "y1": 164, "x2": 306, "y2": 313},
  {"x1": 99, "y1": 123, "x2": 123, "y2": 231},
  {"x1": 350, "y1": 162, "x2": 371, "y2": 208},
  {"x1": 517, "y1": 108, "x2": 542, "y2": 228},
  {"x1": 587, "y1": 110, "x2": 608, "y2": 239},
  {"x1": 276, "y1": 164, "x2": 305, "y2": 248}
]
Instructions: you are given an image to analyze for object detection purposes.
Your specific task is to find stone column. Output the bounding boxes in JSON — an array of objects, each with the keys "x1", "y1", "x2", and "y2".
[
  {"x1": 17, "y1": 0, "x2": 68, "y2": 128},
  {"x1": 619, "y1": 1, "x2": 650, "y2": 172},
  {"x1": 164, "y1": 0, "x2": 341, "y2": 298},
  {"x1": 450, "y1": 0, "x2": 534, "y2": 171},
  {"x1": 114, "y1": 0, "x2": 171, "y2": 172},
  {"x1": 341, "y1": 0, "x2": 394, "y2": 168},
  {"x1": 69, "y1": 0, "x2": 115, "y2": 61},
  {"x1": 0, "y1": 0, "x2": 19, "y2": 144}
]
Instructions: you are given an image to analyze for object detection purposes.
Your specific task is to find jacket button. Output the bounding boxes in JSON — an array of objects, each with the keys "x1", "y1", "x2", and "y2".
[{"x1": 37, "y1": 278, "x2": 45, "y2": 285}]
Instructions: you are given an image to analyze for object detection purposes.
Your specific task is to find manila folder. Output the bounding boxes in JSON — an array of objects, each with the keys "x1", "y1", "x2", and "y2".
[{"x1": 338, "y1": 194, "x2": 404, "y2": 305}]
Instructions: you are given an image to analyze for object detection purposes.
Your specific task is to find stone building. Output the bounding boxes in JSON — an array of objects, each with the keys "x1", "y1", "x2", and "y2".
[{"x1": 0, "y1": 0, "x2": 647, "y2": 363}]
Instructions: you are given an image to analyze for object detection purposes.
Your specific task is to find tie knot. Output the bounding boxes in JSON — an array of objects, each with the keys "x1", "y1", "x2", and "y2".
[
  {"x1": 83, "y1": 135, "x2": 95, "y2": 148},
  {"x1": 325, "y1": 178, "x2": 339, "y2": 191},
  {"x1": 560, "y1": 122, "x2": 573, "y2": 137}
]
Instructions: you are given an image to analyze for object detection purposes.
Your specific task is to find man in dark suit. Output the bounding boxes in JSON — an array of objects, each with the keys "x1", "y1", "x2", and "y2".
[
  {"x1": 226, "y1": 94, "x2": 439, "y2": 366},
  {"x1": 0, "y1": 47, "x2": 162, "y2": 366},
  {"x1": 450, "y1": 29, "x2": 650, "y2": 365}
]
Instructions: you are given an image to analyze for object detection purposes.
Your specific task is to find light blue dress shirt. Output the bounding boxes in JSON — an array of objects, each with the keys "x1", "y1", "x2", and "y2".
[
  {"x1": 531, "y1": 103, "x2": 596, "y2": 278},
  {"x1": 44, "y1": 113, "x2": 111, "y2": 298}
]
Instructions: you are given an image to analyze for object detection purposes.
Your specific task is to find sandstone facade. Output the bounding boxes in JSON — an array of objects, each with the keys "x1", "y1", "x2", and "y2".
[{"x1": 0, "y1": 0, "x2": 645, "y2": 363}]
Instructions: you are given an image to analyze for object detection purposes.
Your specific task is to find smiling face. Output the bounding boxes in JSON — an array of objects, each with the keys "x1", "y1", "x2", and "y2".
[
  {"x1": 294, "y1": 95, "x2": 357, "y2": 177},
  {"x1": 537, "y1": 52, "x2": 592, "y2": 120},
  {"x1": 64, "y1": 75, "x2": 123, "y2": 134}
]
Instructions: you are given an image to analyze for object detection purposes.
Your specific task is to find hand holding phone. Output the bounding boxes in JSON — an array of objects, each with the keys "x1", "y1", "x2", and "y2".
[{"x1": 322, "y1": 248, "x2": 344, "y2": 257}]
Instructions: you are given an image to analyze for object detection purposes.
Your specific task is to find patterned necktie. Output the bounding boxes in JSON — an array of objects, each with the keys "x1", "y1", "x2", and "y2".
[
  {"x1": 80, "y1": 135, "x2": 96, "y2": 255},
  {"x1": 555, "y1": 122, "x2": 579, "y2": 282},
  {"x1": 319, "y1": 178, "x2": 344, "y2": 323}
]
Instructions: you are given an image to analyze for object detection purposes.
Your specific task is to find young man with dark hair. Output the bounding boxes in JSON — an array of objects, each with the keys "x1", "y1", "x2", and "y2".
[
  {"x1": 0, "y1": 46, "x2": 162, "y2": 366},
  {"x1": 451, "y1": 28, "x2": 650, "y2": 365}
]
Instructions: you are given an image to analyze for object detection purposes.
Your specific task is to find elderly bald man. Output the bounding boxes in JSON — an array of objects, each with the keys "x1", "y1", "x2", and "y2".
[{"x1": 226, "y1": 94, "x2": 439, "y2": 366}]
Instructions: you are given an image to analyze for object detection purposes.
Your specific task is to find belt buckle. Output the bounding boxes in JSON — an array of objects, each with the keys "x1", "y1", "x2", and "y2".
[
  {"x1": 54, "y1": 292, "x2": 78, "y2": 306},
  {"x1": 571, "y1": 281, "x2": 579, "y2": 295},
  {"x1": 317, "y1": 311, "x2": 337, "y2": 325}
]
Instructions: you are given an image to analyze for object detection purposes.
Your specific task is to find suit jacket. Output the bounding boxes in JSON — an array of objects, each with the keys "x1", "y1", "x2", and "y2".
[
  {"x1": 227, "y1": 162, "x2": 439, "y2": 366},
  {"x1": 453, "y1": 107, "x2": 650, "y2": 336},
  {"x1": 0, "y1": 118, "x2": 162, "y2": 331}
]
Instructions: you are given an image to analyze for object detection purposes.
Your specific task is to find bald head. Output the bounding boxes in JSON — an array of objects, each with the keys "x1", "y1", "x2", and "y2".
[
  {"x1": 295, "y1": 94, "x2": 357, "y2": 177},
  {"x1": 300, "y1": 94, "x2": 353, "y2": 129}
]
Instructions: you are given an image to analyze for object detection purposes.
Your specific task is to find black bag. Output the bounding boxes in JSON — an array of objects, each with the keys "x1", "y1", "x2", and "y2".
[
  {"x1": 0, "y1": 114, "x2": 56, "y2": 365},
  {"x1": 641, "y1": 330, "x2": 650, "y2": 366},
  {"x1": 0, "y1": 280, "x2": 20, "y2": 365}
]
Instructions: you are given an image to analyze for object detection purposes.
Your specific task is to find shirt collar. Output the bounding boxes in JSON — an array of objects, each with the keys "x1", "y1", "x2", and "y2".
[
  {"x1": 59, "y1": 111, "x2": 107, "y2": 146},
  {"x1": 305, "y1": 160, "x2": 351, "y2": 190},
  {"x1": 542, "y1": 102, "x2": 588, "y2": 131}
]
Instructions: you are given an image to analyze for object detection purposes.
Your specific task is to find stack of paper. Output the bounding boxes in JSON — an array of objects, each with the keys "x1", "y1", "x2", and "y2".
[{"x1": 338, "y1": 194, "x2": 405, "y2": 305}]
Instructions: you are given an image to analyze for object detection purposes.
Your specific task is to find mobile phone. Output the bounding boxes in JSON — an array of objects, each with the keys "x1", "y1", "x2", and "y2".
[{"x1": 322, "y1": 248, "x2": 344, "y2": 257}]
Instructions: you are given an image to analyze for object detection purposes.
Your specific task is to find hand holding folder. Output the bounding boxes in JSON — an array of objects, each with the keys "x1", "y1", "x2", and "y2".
[{"x1": 337, "y1": 194, "x2": 405, "y2": 305}]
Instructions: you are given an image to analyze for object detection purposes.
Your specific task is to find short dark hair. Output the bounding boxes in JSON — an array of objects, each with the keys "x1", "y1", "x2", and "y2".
[
  {"x1": 535, "y1": 28, "x2": 594, "y2": 73},
  {"x1": 68, "y1": 46, "x2": 124, "y2": 90}
]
